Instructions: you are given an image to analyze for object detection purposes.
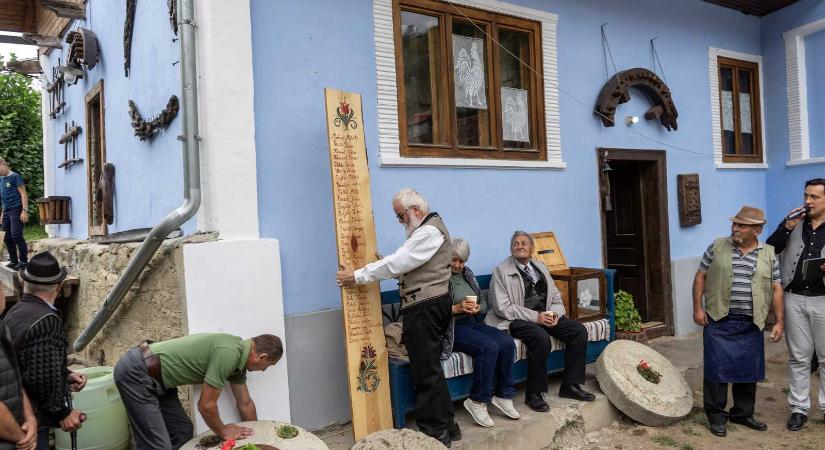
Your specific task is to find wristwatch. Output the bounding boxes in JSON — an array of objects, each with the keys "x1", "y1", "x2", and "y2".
[{"x1": 22, "y1": 208, "x2": 29, "y2": 212}]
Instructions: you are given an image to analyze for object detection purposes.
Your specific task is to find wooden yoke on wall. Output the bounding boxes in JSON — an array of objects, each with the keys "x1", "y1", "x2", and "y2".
[{"x1": 324, "y1": 88, "x2": 392, "y2": 440}]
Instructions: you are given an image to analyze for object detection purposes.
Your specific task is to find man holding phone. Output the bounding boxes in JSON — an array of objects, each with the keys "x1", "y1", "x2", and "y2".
[{"x1": 767, "y1": 178, "x2": 825, "y2": 431}]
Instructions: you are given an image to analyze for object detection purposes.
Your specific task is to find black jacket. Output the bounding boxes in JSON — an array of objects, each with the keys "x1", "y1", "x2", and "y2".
[
  {"x1": 0, "y1": 319, "x2": 24, "y2": 449},
  {"x1": 5, "y1": 295, "x2": 70, "y2": 426}
]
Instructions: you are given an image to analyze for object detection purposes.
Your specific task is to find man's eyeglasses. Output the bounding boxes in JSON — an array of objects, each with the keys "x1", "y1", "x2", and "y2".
[{"x1": 395, "y1": 207, "x2": 411, "y2": 220}]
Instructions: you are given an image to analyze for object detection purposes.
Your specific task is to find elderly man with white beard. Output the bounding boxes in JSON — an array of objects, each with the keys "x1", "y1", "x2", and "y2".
[{"x1": 336, "y1": 188, "x2": 460, "y2": 448}]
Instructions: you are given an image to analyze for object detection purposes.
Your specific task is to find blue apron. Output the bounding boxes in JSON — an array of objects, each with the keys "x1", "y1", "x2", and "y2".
[{"x1": 704, "y1": 314, "x2": 765, "y2": 383}]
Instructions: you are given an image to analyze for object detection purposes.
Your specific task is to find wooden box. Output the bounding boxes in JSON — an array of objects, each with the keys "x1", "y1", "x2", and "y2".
[
  {"x1": 36, "y1": 196, "x2": 71, "y2": 225},
  {"x1": 531, "y1": 232, "x2": 606, "y2": 322}
]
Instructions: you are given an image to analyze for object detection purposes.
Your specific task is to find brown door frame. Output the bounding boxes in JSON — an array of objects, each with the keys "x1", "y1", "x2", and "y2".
[
  {"x1": 85, "y1": 79, "x2": 107, "y2": 237},
  {"x1": 597, "y1": 148, "x2": 674, "y2": 335}
]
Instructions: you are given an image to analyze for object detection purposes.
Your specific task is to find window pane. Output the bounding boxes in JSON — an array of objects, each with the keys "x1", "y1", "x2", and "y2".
[
  {"x1": 452, "y1": 21, "x2": 492, "y2": 147},
  {"x1": 401, "y1": 11, "x2": 445, "y2": 145},
  {"x1": 720, "y1": 67, "x2": 735, "y2": 155},
  {"x1": 739, "y1": 70, "x2": 754, "y2": 155},
  {"x1": 499, "y1": 28, "x2": 532, "y2": 149}
]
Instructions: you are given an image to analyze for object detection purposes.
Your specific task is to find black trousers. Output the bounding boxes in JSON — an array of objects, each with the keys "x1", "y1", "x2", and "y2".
[
  {"x1": 509, "y1": 316, "x2": 588, "y2": 394},
  {"x1": 703, "y1": 379, "x2": 756, "y2": 425},
  {"x1": 2, "y1": 207, "x2": 27, "y2": 264},
  {"x1": 401, "y1": 295, "x2": 454, "y2": 438}
]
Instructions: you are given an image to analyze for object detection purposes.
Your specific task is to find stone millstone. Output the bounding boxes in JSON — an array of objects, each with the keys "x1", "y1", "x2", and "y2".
[
  {"x1": 179, "y1": 421, "x2": 328, "y2": 450},
  {"x1": 596, "y1": 340, "x2": 692, "y2": 426},
  {"x1": 351, "y1": 429, "x2": 447, "y2": 450}
]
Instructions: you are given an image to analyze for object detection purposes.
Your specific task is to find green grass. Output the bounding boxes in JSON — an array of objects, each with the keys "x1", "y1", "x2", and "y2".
[
  {"x1": 651, "y1": 435, "x2": 680, "y2": 447},
  {"x1": 680, "y1": 444, "x2": 695, "y2": 450},
  {"x1": 22, "y1": 224, "x2": 47, "y2": 241},
  {"x1": 782, "y1": 387, "x2": 791, "y2": 395}
]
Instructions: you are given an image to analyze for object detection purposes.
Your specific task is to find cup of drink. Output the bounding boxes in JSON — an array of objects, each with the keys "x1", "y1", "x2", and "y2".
[{"x1": 466, "y1": 295, "x2": 477, "y2": 304}]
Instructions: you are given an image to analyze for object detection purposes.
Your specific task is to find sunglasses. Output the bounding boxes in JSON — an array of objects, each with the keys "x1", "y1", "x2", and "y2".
[{"x1": 395, "y1": 207, "x2": 411, "y2": 220}]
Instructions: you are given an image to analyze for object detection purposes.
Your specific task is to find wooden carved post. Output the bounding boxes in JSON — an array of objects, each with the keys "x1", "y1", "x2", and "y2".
[{"x1": 324, "y1": 88, "x2": 392, "y2": 440}]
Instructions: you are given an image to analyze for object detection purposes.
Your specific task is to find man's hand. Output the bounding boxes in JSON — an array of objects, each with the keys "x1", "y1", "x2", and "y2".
[
  {"x1": 16, "y1": 420, "x2": 37, "y2": 450},
  {"x1": 336, "y1": 264, "x2": 356, "y2": 287},
  {"x1": 59, "y1": 409, "x2": 84, "y2": 432},
  {"x1": 770, "y1": 322, "x2": 784, "y2": 342},
  {"x1": 220, "y1": 424, "x2": 254, "y2": 441},
  {"x1": 693, "y1": 309, "x2": 709, "y2": 326},
  {"x1": 20, "y1": 211, "x2": 28, "y2": 224},
  {"x1": 537, "y1": 311, "x2": 558, "y2": 328},
  {"x1": 68, "y1": 372, "x2": 87, "y2": 392},
  {"x1": 820, "y1": 262, "x2": 825, "y2": 273},
  {"x1": 784, "y1": 206, "x2": 806, "y2": 230},
  {"x1": 452, "y1": 299, "x2": 479, "y2": 315}
]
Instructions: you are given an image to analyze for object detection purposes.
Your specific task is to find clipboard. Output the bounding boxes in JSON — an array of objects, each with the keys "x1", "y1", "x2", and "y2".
[{"x1": 801, "y1": 256, "x2": 825, "y2": 281}]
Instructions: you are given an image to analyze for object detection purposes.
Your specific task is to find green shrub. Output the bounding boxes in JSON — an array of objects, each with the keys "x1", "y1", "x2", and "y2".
[{"x1": 615, "y1": 290, "x2": 642, "y2": 332}]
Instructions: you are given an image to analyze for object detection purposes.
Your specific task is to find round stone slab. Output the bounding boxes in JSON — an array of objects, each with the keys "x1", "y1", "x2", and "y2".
[
  {"x1": 352, "y1": 429, "x2": 446, "y2": 450},
  {"x1": 596, "y1": 340, "x2": 693, "y2": 426},
  {"x1": 180, "y1": 421, "x2": 328, "y2": 450}
]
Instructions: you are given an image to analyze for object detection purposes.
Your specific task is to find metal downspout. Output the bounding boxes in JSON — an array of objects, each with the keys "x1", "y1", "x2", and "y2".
[{"x1": 73, "y1": 0, "x2": 201, "y2": 351}]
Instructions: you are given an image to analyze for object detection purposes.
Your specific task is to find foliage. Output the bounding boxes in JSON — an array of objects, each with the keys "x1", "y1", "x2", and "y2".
[
  {"x1": 0, "y1": 55, "x2": 43, "y2": 223},
  {"x1": 650, "y1": 435, "x2": 679, "y2": 447},
  {"x1": 277, "y1": 424, "x2": 298, "y2": 439},
  {"x1": 637, "y1": 359, "x2": 662, "y2": 384},
  {"x1": 615, "y1": 290, "x2": 642, "y2": 332},
  {"x1": 23, "y1": 224, "x2": 47, "y2": 241}
]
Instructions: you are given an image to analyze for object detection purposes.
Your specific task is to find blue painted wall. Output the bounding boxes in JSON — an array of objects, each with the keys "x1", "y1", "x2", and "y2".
[
  {"x1": 806, "y1": 29, "x2": 825, "y2": 158},
  {"x1": 251, "y1": 0, "x2": 768, "y2": 316},
  {"x1": 761, "y1": 0, "x2": 825, "y2": 223},
  {"x1": 43, "y1": 0, "x2": 190, "y2": 238}
]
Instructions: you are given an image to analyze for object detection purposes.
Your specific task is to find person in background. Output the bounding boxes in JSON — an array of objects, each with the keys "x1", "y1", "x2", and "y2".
[
  {"x1": 449, "y1": 238, "x2": 519, "y2": 428},
  {"x1": 0, "y1": 158, "x2": 29, "y2": 271}
]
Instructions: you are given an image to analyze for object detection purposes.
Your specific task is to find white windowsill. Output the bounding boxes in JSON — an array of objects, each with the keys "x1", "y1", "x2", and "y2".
[
  {"x1": 787, "y1": 157, "x2": 825, "y2": 166},
  {"x1": 379, "y1": 155, "x2": 566, "y2": 169},
  {"x1": 715, "y1": 162, "x2": 768, "y2": 170}
]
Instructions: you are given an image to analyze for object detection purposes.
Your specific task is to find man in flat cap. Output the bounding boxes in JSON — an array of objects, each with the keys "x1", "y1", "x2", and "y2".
[
  {"x1": 5, "y1": 252, "x2": 87, "y2": 450},
  {"x1": 692, "y1": 206, "x2": 784, "y2": 437}
]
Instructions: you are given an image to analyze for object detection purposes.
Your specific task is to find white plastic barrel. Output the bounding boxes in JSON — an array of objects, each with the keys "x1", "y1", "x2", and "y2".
[{"x1": 55, "y1": 366, "x2": 129, "y2": 450}]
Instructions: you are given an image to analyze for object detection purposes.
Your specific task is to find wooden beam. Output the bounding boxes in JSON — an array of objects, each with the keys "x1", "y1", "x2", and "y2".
[
  {"x1": 41, "y1": 0, "x2": 85, "y2": 20},
  {"x1": 21, "y1": 32, "x2": 61, "y2": 48},
  {"x1": 5, "y1": 57, "x2": 41, "y2": 74},
  {"x1": 0, "y1": 34, "x2": 31, "y2": 45}
]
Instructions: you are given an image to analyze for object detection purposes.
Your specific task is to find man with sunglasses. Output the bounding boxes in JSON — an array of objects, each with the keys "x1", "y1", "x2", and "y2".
[{"x1": 336, "y1": 188, "x2": 459, "y2": 448}]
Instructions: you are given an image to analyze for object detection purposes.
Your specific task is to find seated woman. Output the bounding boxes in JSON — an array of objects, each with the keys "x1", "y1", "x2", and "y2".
[{"x1": 450, "y1": 238, "x2": 520, "y2": 427}]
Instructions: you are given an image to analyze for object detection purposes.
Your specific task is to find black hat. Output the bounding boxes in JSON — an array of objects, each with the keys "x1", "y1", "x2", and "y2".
[{"x1": 20, "y1": 252, "x2": 68, "y2": 285}]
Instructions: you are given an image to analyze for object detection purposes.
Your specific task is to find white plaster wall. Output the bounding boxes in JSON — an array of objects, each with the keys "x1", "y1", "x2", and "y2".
[
  {"x1": 182, "y1": 239, "x2": 290, "y2": 433},
  {"x1": 194, "y1": 0, "x2": 260, "y2": 239}
]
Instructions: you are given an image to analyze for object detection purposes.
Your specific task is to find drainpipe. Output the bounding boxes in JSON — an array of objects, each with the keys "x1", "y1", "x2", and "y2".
[{"x1": 73, "y1": 0, "x2": 201, "y2": 351}]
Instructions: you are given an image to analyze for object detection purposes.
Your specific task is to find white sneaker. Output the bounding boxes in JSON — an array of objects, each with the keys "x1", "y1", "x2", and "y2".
[
  {"x1": 463, "y1": 398, "x2": 494, "y2": 427},
  {"x1": 491, "y1": 396, "x2": 520, "y2": 419}
]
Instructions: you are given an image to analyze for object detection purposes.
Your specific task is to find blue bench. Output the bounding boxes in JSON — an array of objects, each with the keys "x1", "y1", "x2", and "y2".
[{"x1": 381, "y1": 269, "x2": 616, "y2": 428}]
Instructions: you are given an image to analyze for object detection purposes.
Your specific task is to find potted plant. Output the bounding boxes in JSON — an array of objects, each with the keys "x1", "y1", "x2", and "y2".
[{"x1": 614, "y1": 290, "x2": 644, "y2": 341}]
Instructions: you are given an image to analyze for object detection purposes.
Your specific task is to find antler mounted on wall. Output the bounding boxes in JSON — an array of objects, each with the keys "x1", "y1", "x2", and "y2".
[
  {"x1": 595, "y1": 68, "x2": 679, "y2": 131},
  {"x1": 128, "y1": 95, "x2": 179, "y2": 141}
]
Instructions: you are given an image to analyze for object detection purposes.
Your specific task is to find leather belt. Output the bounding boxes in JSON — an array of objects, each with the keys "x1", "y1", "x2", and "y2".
[
  {"x1": 138, "y1": 342, "x2": 162, "y2": 383},
  {"x1": 786, "y1": 287, "x2": 825, "y2": 297}
]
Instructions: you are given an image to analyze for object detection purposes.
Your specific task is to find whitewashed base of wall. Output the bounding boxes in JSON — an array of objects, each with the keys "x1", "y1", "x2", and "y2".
[{"x1": 182, "y1": 239, "x2": 291, "y2": 432}]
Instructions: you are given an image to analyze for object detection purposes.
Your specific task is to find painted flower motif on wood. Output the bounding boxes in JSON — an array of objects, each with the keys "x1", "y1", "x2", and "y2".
[
  {"x1": 335, "y1": 101, "x2": 358, "y2": 130},
  {"x1": 356, "y1": 344, "x2": 381, "y2": 393}
]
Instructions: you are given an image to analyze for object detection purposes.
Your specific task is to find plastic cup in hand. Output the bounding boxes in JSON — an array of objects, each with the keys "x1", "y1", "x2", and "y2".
[{"x1": 466, "y1": 296, "x2": 477, "y2": 304}]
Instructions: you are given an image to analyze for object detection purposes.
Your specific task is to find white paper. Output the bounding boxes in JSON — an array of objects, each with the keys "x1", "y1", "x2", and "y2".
[
  {"x1": 739, "y1": 93, "x2": 752, "y2": 134},
  {"x1": 453, "y1": 35, "x2": 487, "y2": 109},
  {"x1": 721, "y1": 90, "x2": 734, "y2": 132},
  {"x1": 501, "y1": 87, "x2": 530, "y2": 142}
]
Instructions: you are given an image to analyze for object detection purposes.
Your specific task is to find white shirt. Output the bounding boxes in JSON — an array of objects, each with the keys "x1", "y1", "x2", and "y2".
[
  {"x1": 519, "y1": 262, "x2": 537, "y2": 282},
  {"x1": 354, "y1": 225, "x2": 445, "y2": 284}
]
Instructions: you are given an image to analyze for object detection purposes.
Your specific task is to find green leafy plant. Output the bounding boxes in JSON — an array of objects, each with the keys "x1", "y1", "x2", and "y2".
[
  {"x1": 615, "y1": 290, "x2": 642, "y2": 332},
  {"x1": 277, "y1": 424, "x2": 298, "y2": 439},
  {"x1": 0, "y1": 55, "x2": 44, "y2": 224}
]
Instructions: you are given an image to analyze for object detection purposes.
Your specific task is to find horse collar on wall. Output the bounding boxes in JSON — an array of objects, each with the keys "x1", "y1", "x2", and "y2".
[{"x1": 595, "y1": 68, "x2": 679, "y2": 131}]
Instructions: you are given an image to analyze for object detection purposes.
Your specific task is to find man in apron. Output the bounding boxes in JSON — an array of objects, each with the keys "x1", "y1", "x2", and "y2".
[{"x1": 692, "y1": 206, "x2": 784, "y2": 437}]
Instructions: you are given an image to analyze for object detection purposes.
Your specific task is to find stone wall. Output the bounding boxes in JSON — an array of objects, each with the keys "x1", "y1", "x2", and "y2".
[{"x1": 28, "y1": 232, "x2": 216, "y2": 366}]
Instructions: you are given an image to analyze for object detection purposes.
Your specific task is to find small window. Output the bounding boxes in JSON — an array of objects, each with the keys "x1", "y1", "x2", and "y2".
[
  {"x1": 85, "y1": 80, "x2": 107, "y2": 237},
  {"x1": 717, "y1": 56, "x2": 762, "y2": 163},
  {"x1": 395, "y1": 0, "x2": 545, "y2": 161}
]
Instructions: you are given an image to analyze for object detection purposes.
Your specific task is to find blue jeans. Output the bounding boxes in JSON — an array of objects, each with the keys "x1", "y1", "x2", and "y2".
[
  {"x1": 2, "y1": 206, "x2": 27, "y2": 264},
  {"x1": 453, "y1": 319, "x2": 516, "y2": 403}
]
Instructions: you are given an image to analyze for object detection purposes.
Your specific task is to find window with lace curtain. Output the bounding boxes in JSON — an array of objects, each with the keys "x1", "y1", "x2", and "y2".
[
  {"x1": 717, "y1": 56, "x2": 763, "y2": 163},
  {"x1": 395, "y1": 0, "x2": 545, "y2": 161}
]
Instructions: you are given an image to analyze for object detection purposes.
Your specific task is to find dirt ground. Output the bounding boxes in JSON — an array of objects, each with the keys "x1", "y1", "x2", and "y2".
[{"x1": 582, "y1": 351, "x2": 825, "y2": 450}]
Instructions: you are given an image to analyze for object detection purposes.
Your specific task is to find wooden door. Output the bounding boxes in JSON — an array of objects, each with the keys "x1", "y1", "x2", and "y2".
[
  {"x1": 85, "y1": 80, "x2": 106, "y2": 237},
  {"x1": 604, "y1": 161, "x2": 651, "y2": 320}
]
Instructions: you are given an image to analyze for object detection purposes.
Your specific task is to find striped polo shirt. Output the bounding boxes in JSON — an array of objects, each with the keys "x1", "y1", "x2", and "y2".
[{"x1": 699, "y1": 239, "x2": 781, "y2": 315}]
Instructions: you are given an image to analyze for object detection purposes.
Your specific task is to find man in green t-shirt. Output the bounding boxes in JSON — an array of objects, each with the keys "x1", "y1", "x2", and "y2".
[{"x1": 113, "y1": 333, "x2": 283, "y2": 450}]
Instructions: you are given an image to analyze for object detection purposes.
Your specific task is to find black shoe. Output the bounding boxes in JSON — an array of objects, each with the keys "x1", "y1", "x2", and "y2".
[
  {"x1": 448, "y1": 422, "x2": 461, "y2": 441},
  {"x1": 709, "y1": 422, "x2": 727, "y2": 437},
  {"x1": 16, "y1": 262, "x2": 26, "y2": 272},
  {"x1": 787, "y1": 412, "x2": 807, "y2": 431},
  {"x1": 559, "y1": 383, "x2": 596, "y2": 402},
  {"x1": 432, "y1": 430, "x2": 451, "y2": 448},
  {"x1": 5, "y1": 261, "x2": 19, "y2": 270},
  {"x1": 730, "y1": 416, "x2": 767, "y2": 431},
  {"x1": 525, "y1": 392, "x2": 549, "y2": 412}
]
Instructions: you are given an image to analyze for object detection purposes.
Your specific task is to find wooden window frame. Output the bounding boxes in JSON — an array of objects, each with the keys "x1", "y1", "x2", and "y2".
[
  {"x1": 85, "y1": 79, "x2": 107, "y2": 237},
  {"x1": 717, "y1": 56, "x2": 763, "y2": 164},
  {"x1": 393, "y1": 0, "x2": 546, "y2": 161}
]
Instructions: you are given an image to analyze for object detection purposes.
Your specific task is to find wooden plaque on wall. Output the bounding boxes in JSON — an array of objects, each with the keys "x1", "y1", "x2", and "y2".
[
  {"x1": 677, "y1": 174, "x2": 702, "y2": 227},
  {"x1": 324, "y1": 88, "x2": 392, "y2": 440}
]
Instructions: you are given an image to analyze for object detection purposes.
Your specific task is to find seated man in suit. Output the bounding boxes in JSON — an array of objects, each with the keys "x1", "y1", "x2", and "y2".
[{"x1": 485, "y1": 231, "x2": 594, "y2": 412}]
